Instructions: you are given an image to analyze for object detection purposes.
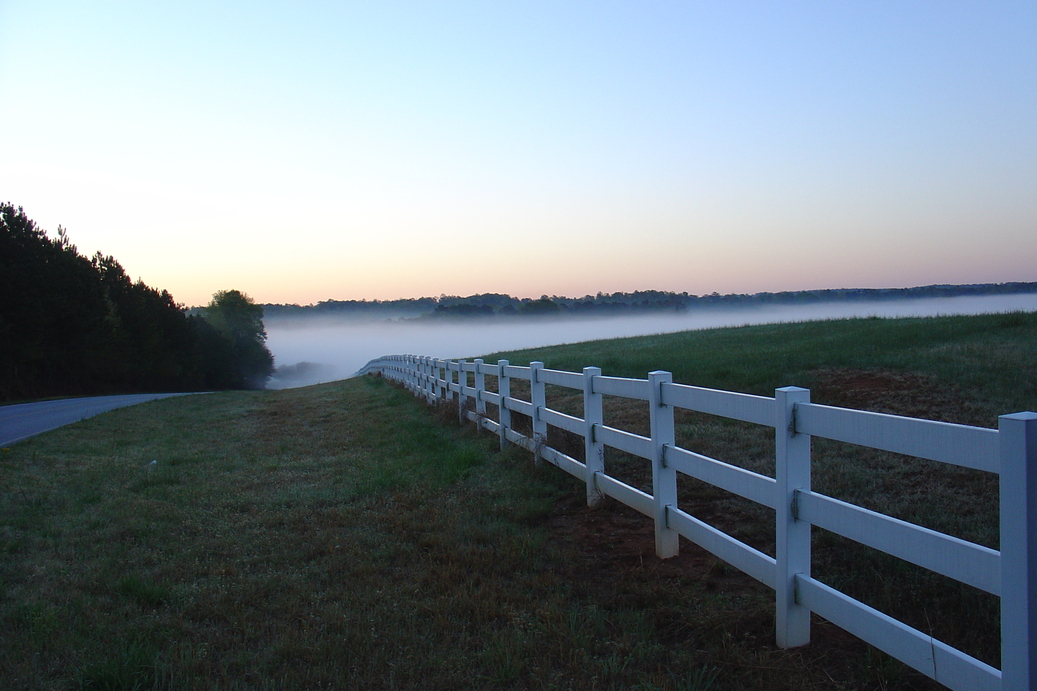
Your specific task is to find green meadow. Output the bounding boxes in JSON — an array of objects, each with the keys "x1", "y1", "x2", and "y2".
[{"x1": 3, "y1": 311, "x2": 1036, "y2": 690}]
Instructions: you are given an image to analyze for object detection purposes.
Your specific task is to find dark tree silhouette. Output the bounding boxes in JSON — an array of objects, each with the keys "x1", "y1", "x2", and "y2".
[
  {"x1": 203, "y1": 289, "x2": 275, "y2": 389},
  {"x1": 1, "y1": 202, "x2": 276, "y2": 401},
  {"x1": 1, "y1": 204, "x2": 107, "y2": 398}
]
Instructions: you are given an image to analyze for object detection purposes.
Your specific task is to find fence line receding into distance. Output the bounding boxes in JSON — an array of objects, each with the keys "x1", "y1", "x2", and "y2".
[{"x1": 357, "y1": 354, "x2": 1037, "y2": 691}]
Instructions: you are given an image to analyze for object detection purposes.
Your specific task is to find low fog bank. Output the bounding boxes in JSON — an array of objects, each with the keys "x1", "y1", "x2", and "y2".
[{"x1": 264, "y1": 293, "x2": 1037, "y2": 388}]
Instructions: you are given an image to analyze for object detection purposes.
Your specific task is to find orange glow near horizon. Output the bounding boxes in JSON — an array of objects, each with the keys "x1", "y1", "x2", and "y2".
[{"x1": 2, "y1": 4, "x2": 1033, "y2": 309}]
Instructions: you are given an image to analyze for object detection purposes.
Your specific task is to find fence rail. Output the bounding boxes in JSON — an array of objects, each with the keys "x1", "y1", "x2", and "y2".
[{"x1": 358, "y1": 354, "x2": 1037, "y2": 691}]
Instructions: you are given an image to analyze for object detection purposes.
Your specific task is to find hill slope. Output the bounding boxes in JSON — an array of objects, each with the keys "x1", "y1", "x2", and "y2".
[{"x1": 4, "y1": 311, "x2": 1036, "y2": 689}]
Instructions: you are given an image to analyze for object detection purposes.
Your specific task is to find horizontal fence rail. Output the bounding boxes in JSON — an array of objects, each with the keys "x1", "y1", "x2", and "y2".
[{"x1": 358, "y1": 354, "x2": 1037, "y2": 691}]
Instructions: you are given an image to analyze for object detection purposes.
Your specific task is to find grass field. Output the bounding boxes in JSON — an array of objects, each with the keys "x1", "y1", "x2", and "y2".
[{"x1": 2, "y1": 311, "x2": 1036, "y2": 690}]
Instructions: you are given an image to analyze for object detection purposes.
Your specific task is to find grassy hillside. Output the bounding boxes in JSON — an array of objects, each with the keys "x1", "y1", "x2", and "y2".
[
  {"x1": 478, "y1": 311, "x2": 1037, "y2": 684},
  {"x1": 482, "y1": 310, "x2": 1037, "y2": 426},
  {"x1": 2, "y1": 311, "x2": 1035, "y2": 690}
]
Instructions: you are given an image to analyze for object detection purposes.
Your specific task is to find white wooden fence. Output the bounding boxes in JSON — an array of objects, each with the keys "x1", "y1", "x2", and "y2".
[{"x1": 358, "y1": 354, "x2": 1037, "y2": 691}]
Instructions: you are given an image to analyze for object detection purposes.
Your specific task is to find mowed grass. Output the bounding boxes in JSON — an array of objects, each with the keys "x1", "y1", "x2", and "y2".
[
  {"x1": 479, "y1": 310, "x2": 1037, "y2": 682},
  {"x1": 483, "y1": 310, "x2": 1037, "y2": 424},
  {"x1": 1, "y1": 310, "x2": 1036, "y2": 690},
  {"x1": 5, "y1": 377, "x2": 753, "y2": 691},
  {"x1": 0, "y1": 379, "x2": 562, "y2": 689}
]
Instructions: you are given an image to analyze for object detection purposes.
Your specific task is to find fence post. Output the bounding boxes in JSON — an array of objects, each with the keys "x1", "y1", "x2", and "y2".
[
  {"x1": 775, "y1": 386, "x2": 811, "y2": 649},
  {"x1": 530, "y1": 361, "x2": 547, "y2": 465},
  {"x1": 649, "y1": 371, "x2": 678, "y2": 558},
  {"x1": 427, "y1": 357, "x2": 435, "y2": 402},
  {"x1": 498, "y1": 360, "x2": 511, "y2": 451},
  {"x1": 583, "y1": 366, "x2": 603, "y2": 507},
  {"x1": 457, "y1": 360, "x2": 468, "y2": 423},
  {"x1": 474, "y1": 359, "x2": 486, "y2": 428},
  {"x1": 444, "y1": 359, "x2": 454, "y2": 402},
  {"x1": 1000, "y1": 411, "x2": 1037, "y2": 691},
  {"x1": 414, "y1": 356, "x2": 423, "y2": 400},
  {"x1": 434, "y1": 359, "x2": 445, "y2": 401},
  {"x1": 424, "y1": 357, "x2": 433, "y2": 403}
]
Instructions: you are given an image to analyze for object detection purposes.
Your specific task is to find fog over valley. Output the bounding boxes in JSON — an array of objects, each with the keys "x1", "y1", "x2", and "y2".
[{"x1": 263, "y1": 293, "x2": 1037, "y2": 389}]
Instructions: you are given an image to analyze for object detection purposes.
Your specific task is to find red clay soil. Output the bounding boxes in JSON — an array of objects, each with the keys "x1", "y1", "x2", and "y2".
[
  {"x1": 540, "y1": 491, "x2": 934, "y2": 688},
  {"x1": 534, "y1": 367, "x2": 964, "y2": 689},
  {"x1": 544, "y1": 492, "x2": 756, "y2": 592},
  {"x1": 542, "y1": 365, "x2": 980, "y2": 587},
  {"x1": 808, "y1": 367, "x2": 986, "y2": 425}
]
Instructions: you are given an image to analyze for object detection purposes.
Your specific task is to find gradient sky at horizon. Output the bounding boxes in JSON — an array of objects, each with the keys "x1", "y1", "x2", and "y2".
[{"x1": 2, "y1": 2, "x2": 1035, "y2": 307}]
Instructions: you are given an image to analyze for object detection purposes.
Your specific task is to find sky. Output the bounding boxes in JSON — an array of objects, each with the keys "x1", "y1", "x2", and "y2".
[{"x1": 1, "y1": 2, "x2": 1035, "y2": 308}]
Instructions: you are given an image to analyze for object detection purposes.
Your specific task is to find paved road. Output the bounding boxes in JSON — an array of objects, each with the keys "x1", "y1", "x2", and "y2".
[{"x1": 0, "y1": 393, "x2": 197, "y2": 447}]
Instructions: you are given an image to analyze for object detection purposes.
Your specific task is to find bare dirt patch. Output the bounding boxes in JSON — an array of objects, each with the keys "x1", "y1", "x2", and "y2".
[
  {"x1": 540, "y1": 487, "x2": 944, "y2": 689},
  {"x1": 529, "y1": 367, "x2": 973, "y2": 688},
  {"x1": 809, "y1": 367, "x2": 986, "y2": 425},
  {"x1": 545, "y1": 493, "x2": 759, "y2": 593}
]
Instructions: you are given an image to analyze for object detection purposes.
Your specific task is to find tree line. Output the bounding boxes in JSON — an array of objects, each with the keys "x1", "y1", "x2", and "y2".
[
  {"x1": 263, "y1": 282, "x2": 1037, "y2": 322},
  {"x1": 0, "y1": 203, "x2": 273, "y2": 403}
]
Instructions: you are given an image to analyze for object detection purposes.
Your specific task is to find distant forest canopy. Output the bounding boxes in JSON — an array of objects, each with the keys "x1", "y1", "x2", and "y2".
[
  {"x1": 0, "y1": 203, "x2": 274, "y2": 402},
  {"x1": 263, "y1": 282, "x2": 1037, "y2": 322}
]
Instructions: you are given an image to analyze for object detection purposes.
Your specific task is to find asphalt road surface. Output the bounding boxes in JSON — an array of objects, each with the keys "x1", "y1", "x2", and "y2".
[{"x1": 0, "y1": 393, "x2": 197, "y2": 447}]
